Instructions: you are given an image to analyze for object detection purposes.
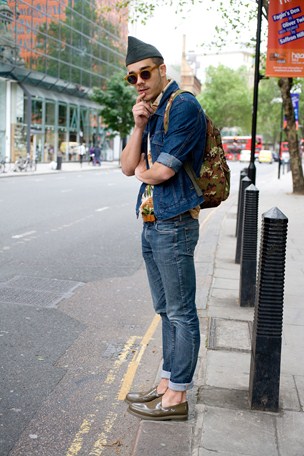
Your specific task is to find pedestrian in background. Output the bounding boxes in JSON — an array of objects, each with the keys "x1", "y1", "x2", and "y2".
[
  {"x1": 94, "y1": 144, "x2": 101, "y2": 166},
  {"x1": 79, "y1": 142, "x2": 86, "y2": 167},
  {"x1": 121, "y1": 36, "x2": 206, "y2": 421}
]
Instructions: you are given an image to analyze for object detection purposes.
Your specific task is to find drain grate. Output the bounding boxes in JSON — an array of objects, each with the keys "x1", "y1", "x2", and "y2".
[{"x1": 0, "y1": 276, "x2": 83, "y2": 308}]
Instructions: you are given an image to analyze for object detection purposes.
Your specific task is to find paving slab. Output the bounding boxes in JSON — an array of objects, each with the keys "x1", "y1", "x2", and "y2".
[
  {"x1": 205, "y1": 350, "x2": 251, "y2": 390},
  {"x1": 197, "y1": 405, "x2": 278, "y2": 456},
  {"x1": 276, "y1": 410, "x2": 304, "y2": 456},
  {"x1": 131, "y1": 421, "x2": 192, "y2": 456}
]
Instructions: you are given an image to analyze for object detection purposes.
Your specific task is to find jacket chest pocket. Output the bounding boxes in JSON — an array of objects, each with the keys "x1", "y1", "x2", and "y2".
[{"x1": 150, "y1": 130, "x2": 164, "y2": 156}]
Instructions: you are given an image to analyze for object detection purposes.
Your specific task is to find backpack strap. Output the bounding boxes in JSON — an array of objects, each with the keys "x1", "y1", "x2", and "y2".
[
  {"x1": 163, "y1": 89, "x2": 193, "y2": 133},
  {"x1": 164, "y1": 89, "x2": 204, "y2": 197}
]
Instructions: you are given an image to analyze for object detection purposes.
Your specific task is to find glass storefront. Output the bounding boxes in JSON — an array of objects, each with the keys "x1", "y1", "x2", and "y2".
[
  {"x1": 3, "y1": 80, "x2": 103, "y2": 163},
  {"x1": 0, "y1": 80, "x2": 6, "y2": 160}
]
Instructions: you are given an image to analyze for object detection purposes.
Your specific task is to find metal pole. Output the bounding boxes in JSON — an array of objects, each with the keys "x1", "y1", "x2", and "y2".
[
  {"x1": 248, "y1": 0, "x2": 263, "y2": 185},
  {"x1": 249, "y1": 207, "x2": 288, "y2": 412},
  {"x1": 278, "y1": 103, "x2": 283, "y2": 179}
]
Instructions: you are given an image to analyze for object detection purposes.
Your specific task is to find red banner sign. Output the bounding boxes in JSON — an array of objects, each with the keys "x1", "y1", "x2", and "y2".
[{"x1": 266, "y1": 0, "x2": 304, "y2": 78}]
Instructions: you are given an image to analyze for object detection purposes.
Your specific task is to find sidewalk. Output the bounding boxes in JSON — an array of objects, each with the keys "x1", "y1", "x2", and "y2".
[
  {"x1": 131, "y1": 169, "x2": 304, "y2": 456},
  {"x1": 0, "y1": 160, "x2": 120, "y2": 177}
]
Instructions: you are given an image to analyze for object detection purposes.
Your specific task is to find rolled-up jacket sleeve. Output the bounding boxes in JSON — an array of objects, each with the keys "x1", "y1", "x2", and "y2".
[{"x1": 157, "y1": 152, "x2": 183, "y2": 173}]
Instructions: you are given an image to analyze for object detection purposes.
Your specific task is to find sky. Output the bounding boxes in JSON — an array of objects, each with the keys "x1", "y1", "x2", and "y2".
[
  {"x1": 128, "y1": 3, "x2": 220, "y2": 65},
  {"x1": 128, "y1": 1, "x2": 258, "y2": 66}
]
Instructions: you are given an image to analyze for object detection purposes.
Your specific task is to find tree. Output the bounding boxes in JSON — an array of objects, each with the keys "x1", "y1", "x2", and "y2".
[
  {"x1": 91, "y1": 71, "x2": 137, "y2": 156},
  {"x1": 205, "y1": 0, "x2": 304, "y2": 194},
  {"x1": 197, "y1": 65, "x2": 252, "y2": 133},
  {"x1": 257, "y1": 77, "x2": 282, "y2": 145}
]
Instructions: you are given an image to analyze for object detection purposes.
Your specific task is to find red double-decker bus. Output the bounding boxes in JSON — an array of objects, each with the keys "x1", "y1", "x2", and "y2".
[{"x1": 222, "y1": 136, "x2": 263, "y2": 160}]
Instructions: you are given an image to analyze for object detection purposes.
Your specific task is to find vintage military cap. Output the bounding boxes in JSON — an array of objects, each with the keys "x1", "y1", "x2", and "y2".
[{"x1": 126, "y1": 36, "x2": 163, "y2": 66}]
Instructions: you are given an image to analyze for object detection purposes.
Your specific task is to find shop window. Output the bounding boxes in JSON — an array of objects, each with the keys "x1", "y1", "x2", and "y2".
[
  {"x1": 45, "y1": 101, "x2": 55, "y2": 126},
  {"x1": 31, "y1": 98, "x2": 43, "y2": 127},
  {"x1": 58, "y1": 103, "x2": 67, "y2": 127}
]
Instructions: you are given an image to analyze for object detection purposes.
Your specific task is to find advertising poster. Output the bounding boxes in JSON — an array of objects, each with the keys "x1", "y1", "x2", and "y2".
[{"x1": 266, "y1": 0, "x2": 304, "y2": 78}]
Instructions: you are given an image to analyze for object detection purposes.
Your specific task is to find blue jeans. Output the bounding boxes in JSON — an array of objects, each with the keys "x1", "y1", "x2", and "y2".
[{"x1": 142, "y1": 213, "x2": 200, "y2": 392}]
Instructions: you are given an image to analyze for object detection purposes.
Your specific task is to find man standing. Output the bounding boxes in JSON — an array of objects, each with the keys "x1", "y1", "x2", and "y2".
[
  {"x1": 121, "y1": 36, "x2": 206, "y2": 421},
  {"x1": 79, "y1": 142, "x2": 86, "y2": 167}
]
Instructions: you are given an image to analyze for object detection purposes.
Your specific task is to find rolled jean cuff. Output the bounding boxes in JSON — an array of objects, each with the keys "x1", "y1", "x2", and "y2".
[
  {"x1": 161, "y1": 369, "x2": 171, "y2": 379},
  {"x1": 169, "y1": 380, "x2": 194, "y2": 392}
]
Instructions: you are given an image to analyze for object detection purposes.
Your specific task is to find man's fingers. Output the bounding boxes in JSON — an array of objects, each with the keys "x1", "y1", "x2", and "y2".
[{"x1": 136, "y1": 93, "x2": 146, "y2": 103}]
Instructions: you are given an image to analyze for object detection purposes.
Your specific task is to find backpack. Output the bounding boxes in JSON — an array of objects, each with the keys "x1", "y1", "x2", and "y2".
[{"x1": 164, "y1": 89, "x2": 231, "y2": 209}]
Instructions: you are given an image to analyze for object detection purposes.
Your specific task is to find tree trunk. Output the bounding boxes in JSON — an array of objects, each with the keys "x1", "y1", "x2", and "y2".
[{"x1": 278, "y1": 78, "x2": 304, "y2": 194}]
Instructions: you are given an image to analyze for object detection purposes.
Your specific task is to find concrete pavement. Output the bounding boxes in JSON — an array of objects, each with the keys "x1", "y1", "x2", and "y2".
[
  {"x1": 0, "y1": 160, "x2": 119, "y2": 177},
  {"x1": 131, "y1": 168, "x2": 304, "y2": 456}
]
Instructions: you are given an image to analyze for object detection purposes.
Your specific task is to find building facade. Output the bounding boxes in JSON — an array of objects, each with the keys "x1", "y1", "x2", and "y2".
[{"x1": 0, "y1": 0, "x2": 127, "y2": 163}]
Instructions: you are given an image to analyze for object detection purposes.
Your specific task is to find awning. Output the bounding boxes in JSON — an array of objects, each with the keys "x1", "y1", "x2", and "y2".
[{"x1": 20, "y1": 83, "x2": 102, "y2": 110}]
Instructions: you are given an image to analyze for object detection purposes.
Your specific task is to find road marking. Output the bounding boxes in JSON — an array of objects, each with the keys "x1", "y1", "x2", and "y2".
[
  {"x1": 95, "y1": 207, "x2": 109, "y2": 212},
  {"x1": 66, "y1": 416, "x2": 95, "y2": 456},
  {"x1": 105, "y1": 335, "x2": 139, "y2": 385},
  {"x1": 117, "y1": 314, "x2": 161, "y2": 401},
  {"x1": 12, "y1": 231, "x2": 37, "y2": 239},
  {"x1": 89, "y1": 411, "x2": 118, "y2": 456},
  {"x1": 66, "y1": 319, "x2": 160, "y2": 456}
]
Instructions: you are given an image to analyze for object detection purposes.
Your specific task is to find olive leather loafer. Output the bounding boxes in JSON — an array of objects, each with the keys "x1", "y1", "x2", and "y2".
[
  {"x1": 125, "y1": 386, "x2": 164, "y2": 404},
  {"x1": 127, "y1": 397, "x2": 188, "y2": 421}
]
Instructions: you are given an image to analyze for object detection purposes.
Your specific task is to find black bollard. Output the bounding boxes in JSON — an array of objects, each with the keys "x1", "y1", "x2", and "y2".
[
  {"x1": 249, "y1": 207, "x2": 288, "y2": 412},
  {"x1": 239, "y1": 184, "x2": 259, "y2": 307},
  {"x1": 235, "y1": 168, "x2": 249, "y2": 237},
  {"x1": 235, "y1": 176, "x2": 251, "y2": 264}
]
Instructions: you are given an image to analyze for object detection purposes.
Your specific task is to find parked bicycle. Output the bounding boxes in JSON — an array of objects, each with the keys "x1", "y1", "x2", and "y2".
[
  {"x1": 0, "y1": 157, "x2": 8, "y2": 173},
  {"x1": 13, "y1": 155, "x2": 36, "y2": 172}
]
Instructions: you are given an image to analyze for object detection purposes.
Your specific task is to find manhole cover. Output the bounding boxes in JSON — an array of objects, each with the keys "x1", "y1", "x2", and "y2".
[{"x1": 0, "y1": 276, "x2": 83, "y2": 308}]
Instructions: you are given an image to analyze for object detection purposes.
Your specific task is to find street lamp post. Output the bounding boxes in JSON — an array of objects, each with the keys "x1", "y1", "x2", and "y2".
[{"x1": 248, "y1": 0, "x2": 263, "y2": 185}]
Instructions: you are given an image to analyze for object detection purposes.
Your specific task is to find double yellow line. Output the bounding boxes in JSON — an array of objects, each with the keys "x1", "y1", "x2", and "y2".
[{"x1": 66, "y1": 314, "x2": 160, "y2": 456}]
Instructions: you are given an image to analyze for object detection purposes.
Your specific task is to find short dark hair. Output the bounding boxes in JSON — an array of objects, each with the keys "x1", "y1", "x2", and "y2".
[{"x1": 152, "y1": 57, "x2": 164, "y2": 66}]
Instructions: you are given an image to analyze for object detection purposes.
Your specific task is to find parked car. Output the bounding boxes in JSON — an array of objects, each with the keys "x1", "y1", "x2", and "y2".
[
  {"x1": 258, "y1": 150, "x2": 273, "y2": 164},
  {"x1": 239, "y1": 149, "x2": 251, "y2": 162}
]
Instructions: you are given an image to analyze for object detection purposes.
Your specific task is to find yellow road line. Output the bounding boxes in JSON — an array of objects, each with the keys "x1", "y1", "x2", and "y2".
[
  {"x1": 66, "y1": 415, "x2": 95, "y2": 456},
  {"x1": 66, "y1": 319, "x2": 160, "y2": 455},
  {"x1": 117, "y1": 314, "x2": 161, "y2": 401},
  {"x1": 104, "y1": 335, "x2": 139, "y2": 385},
  {"x1": 89, "y1": 411, "x2": 118, "y2": 456}
]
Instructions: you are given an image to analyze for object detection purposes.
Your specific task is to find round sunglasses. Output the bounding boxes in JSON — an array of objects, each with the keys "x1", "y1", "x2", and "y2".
[{"x1": 124, "y1": 65, "x2": 160, "y2": 85}]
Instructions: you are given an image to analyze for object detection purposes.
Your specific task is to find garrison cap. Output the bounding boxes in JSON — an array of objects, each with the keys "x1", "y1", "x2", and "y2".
[{"x1": 126, "y1": 36, "x2": 163, "y2": 66}]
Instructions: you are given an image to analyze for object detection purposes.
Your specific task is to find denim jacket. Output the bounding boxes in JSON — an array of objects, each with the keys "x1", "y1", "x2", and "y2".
[{"x1": 136, "y1": 81, "x2": 207, "y2": 220}]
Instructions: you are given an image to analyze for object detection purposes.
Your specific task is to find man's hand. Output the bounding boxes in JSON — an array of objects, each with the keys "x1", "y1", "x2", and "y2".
[{"x1": 133, "y1": 93, "x2": 155, "y2": 129}]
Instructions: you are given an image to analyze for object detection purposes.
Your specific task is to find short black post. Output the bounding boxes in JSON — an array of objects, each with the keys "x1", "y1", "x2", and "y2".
[
  {"x1": 239, "y1": 184, "x2": 259, "y2": 307},
  {"x1": 249, "y1": 207, "x2": 288, "y2": 412},
  {"x1": 235, "y1": 168, "x2": 249, "y2": 237},
  {"x1": 235, "y1": 176, "x2": 251, "y2": 264}
]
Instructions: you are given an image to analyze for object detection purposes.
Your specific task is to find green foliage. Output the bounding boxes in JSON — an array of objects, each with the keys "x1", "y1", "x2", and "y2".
[
  {"x1": 257, "y1": 77, "x2": 282, "y2": 144},
  {"x1": 91, "y1": 72, "x2": 137, "y2": 139},
  {"x1": 115, "y1": 0, "x2": 200, "y2": 23},
  {"x1": 197, "y1": 65, "x2": 252, "y2": 133}
]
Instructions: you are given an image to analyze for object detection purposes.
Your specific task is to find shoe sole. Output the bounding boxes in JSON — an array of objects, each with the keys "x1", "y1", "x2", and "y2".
[{"x1": 127, "y1": 408, "x2": 188, "y2": 421}]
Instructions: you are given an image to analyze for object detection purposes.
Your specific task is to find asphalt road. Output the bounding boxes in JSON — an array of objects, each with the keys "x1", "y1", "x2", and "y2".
[{"x1": 0, "y1": 162, "x2": 279, "y2": 455}]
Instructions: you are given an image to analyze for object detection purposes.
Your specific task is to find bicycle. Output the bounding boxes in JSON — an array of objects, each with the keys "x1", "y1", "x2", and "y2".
[
  {"x1": 13, "y1": 156, "x2": 36, "y2": 172},
  {"x1": 0, "y1": 157, "x2": 8, "y2": 173}
]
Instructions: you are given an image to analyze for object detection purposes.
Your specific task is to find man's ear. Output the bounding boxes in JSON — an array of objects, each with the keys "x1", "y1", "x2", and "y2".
[{"x1": 159, "y1": 64, "x2": 166, "y2": 77}]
